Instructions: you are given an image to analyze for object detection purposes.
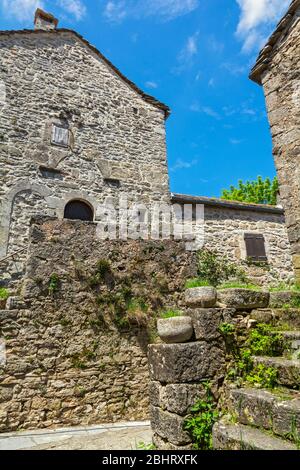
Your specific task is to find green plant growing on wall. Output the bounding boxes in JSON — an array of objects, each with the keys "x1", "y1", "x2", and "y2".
[
  {"x1": 196, "y1": 249, "x2": 248, "y2": 287},
  {"x1": 89, "y1": 259, "x2": 113, "y2": 288},
  {"x1": 185, "y1": 279, "x2": 211, "y2": 289},
  {"x1": 221, "y1": 176, "x2": 279, "y2": 205},
  {"x1": 48, "y1": 273, "x2": 60, "y2": 295},
  {"x1": 246, "y1": 364, "x2": 278, "y2": 389},
  {"x1": 247, "y1": 323, "x2": 284, "y2": 357},
  {"x1": 0, "y1": 287, "x2": 9, "y2": 300},
  {"x1": 184, "y1": 382, "x2": 218, "y2": 450},
  {"x1": 160, "y1": 309, "x2": 183, "y2": 319},
  {"x1": 219, "y1": 323, "x2": 236, "y2": 337}
]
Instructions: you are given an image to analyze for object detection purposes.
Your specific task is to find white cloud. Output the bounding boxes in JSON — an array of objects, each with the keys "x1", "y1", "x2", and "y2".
[
  {"x1": 103, "y1": 0, "x2": 199, "y2": 23},
  {"x1": 236, "y1": 0, "x2": 290, "y2": 53},
  {"x1": 170, "y1": 158, "x2": 198, "y2": 172},
  {"x1": 103, "y1": 1, "x2": 127, "y2": 23},
  {"x1": 230, "y1": 138, "x2": 243, "y2": 145},
  {"x1": 0, "y1": 0, "x2": 86, "y2": 22},
  {"x1": 1, "y1": 0, "x2": 44, "y2": 22},
  {"x1": 190, "y1": 103, "x2": 221, "y2": 120},
  {"x1": 58, "y1": 0, "x2": 86, "y2": 21},
  {"x1": 178, "y1": 32, "x2": 199, "y2": 62},
  {"x1": 145, "y1": 81, "x2": 158, "y2": 89}
]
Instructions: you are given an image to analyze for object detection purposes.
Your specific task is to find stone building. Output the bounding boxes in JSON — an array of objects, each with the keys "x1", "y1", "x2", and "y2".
[
  {"x1": 250, "y1": 0, "x2": 300, "y2": 281},
  {"x1": 0, "y1": 8, "x2": 295, "y2": 286}
]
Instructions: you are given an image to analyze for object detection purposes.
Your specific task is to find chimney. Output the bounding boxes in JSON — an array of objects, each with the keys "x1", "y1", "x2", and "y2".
[{"x1": 34, "y1": 9, "x2": 59, "y2": 31}]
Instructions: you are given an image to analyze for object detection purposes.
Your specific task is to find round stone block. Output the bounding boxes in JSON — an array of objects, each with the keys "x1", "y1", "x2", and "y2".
[{"x1": 157, "y1": 316, "x2": 193, "y2": 344}]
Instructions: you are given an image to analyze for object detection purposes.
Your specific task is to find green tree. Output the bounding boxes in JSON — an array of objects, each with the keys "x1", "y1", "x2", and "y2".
[{"x1": 221, "y1": 176, "x2": 279, "y2": 205}]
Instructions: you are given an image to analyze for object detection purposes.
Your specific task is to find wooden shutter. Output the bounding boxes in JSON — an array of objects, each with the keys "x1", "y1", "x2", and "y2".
[
  {"x1": 51, "y1": 125, "x2": 69, "y2": 147},
  {"x1": 244, "y1": 233, "x2": 267, "y2": 262}
]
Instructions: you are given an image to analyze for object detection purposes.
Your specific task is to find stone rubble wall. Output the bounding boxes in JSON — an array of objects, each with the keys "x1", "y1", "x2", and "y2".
[
  {"x1": 0, "y1": 218, "x2": 196, "y2": 432},
  {"x1": 187, "y1": 205, "x2": 294, "y2": 286},
  {"x1": 261, "y1": 9, "x2": 300, "y2": 281}
]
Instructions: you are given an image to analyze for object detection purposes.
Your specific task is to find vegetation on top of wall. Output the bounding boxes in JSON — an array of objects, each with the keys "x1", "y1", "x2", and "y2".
[
  {"x1": 269, "y1": 282, "x2": 300, "y2": 292},
  {"x1": 185, "y1": 279, "x2": 211, "y2": 289},
  {"x1": 184, "y1": 382, "x2": 218, "y2": 450},
  {"x1": 218, "y1": 282, "x2": 261, "y2": 291},
  {"x1": 160, "y1": 309, "x2": 183, "y2": 319},
  {"x1": 221, "y1": 176, "x2": 279, "y2": 206},
  {"x1": 194, "y1": 249, "x2": 248, "y2": 287}
]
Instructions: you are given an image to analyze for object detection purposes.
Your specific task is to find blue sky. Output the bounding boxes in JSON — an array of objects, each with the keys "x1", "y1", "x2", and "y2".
[{"x1": 0, "y1": 0, "x2": 291, "y2": 197}]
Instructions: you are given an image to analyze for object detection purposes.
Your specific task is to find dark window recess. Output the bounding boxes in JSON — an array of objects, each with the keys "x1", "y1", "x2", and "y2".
[
  {"x1": 39, "y1": 166, "x2": 64, "y2": 180},
  {"x1": 104, "y1": 178, "x2": 121, "y2": 188},
  {"x1": 244, "y1": 233, "x2": 267, "y2": 262},
  {"x1": 64, "y1": 200, "x2": 93, "y2": 222},
  {"x1": 137, "y1": 209, "x2": 148, "y2": 223}
]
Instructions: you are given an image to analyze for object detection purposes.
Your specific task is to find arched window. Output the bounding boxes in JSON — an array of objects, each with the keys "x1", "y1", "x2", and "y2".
[{"x1": 64, "y1": 200, "x2": 94, "y2": 222}]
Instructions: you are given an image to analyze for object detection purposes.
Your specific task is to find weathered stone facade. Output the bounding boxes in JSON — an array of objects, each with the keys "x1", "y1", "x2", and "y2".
[
  {"x1": 0, "y1": 218, "x2": 196, "y2": 432},
  {"x1": 173, "y1": 195, "x2": 294, "y2": 285},
  {"x1": 0, "y1": 12, "x2": 170, "y2": 278},
  {"x1": 250, "y1": 0, "x2": 300, "y2": 281}
]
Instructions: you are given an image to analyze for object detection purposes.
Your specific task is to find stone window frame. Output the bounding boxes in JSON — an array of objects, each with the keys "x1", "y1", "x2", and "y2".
[
  {"x1": 43, "y1": 119, "x2": 74, "y2": 151},
  {"x1": 51, "y1": 123, "x2": 70, "y2": 148},
  {"x1": 64, "y1": 199, "x2": 95, "y2": 222}
]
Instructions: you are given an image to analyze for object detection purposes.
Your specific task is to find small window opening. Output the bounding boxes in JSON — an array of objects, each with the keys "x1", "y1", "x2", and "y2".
[{"x1": 64, "y1": 200, "x2": 94, "y2": 222}]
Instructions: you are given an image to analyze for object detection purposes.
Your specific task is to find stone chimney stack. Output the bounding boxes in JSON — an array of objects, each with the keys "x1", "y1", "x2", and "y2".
[{"x1": 34, "y1": 9, "x2": 59, "y2": 31}]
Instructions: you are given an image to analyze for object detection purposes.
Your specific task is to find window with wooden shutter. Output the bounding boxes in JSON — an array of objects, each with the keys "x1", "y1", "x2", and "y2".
[
  {"x1": 51, "y1": 124, "x2": 69, "y2": 147},
  {"x1": 244, "y1": 233, "x2": 267, "y2": 262}
]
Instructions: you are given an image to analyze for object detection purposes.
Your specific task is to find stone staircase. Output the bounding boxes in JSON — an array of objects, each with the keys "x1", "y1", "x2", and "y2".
[{"x1": 213, "y1": 322, "x2": 300, "y2": 450}]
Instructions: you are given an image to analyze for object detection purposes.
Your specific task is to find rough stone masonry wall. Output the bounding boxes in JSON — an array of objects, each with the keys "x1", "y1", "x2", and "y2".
[
  {"x1": 189, "y1": 205, "x2": 294, "y2": 286},
  {"x1": 0, "y1": 30, "x2": 170, "y2": 279},
  {"x1": 0, "y1": 218, "x2": 196, "y2": 432},
  {"x1": 261, "y1": 8, "x2": 300, "y2": 281}
]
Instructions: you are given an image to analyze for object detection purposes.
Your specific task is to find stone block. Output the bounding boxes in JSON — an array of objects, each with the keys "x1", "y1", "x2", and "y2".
[
  {"x1": 152, "y1": 433, "x2": 194, "y2": 450},
  {"x1": 6, "y1": 297, "x2": 27, "y2": 311},
  {"x1": 157, "y1": 316, "x2": 193, "y2": 344},
  {"x1": 273, "y1": 398, "x2": 300, "y2": 437},
  {"x1": 150, "y1": 406, "x2": 191, "y2": 446},
  {"x1": 185, "y1": 287, "x2": 217, "y2": 308},
  {"x1": 217, "y1": 289, "x2": 270, "y2": 309},
  {"x1": 160, "y1": 383, "x2": 207, "y2": 416},
  {"x1": 149, "y1": 381, "x2": 160, "y2": 408},
  {"x1": 230, "y1": 388, "x2": 275, "y2": 430},
  {"x1": 187, "y1": 308, "x2": 222, "y2": 340},
  {"x1": 148, "y1": 342, "x2": 225, "y2": 384},
  {"x1": 250, "y1": 309, "x2": 274, "y2": 324},
  {"x1": 269, "y1": 291, "x2": 298, "y2": 308}
]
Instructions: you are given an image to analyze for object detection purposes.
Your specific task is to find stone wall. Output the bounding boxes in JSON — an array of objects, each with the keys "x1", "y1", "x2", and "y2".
[
  {"x1": 0, "y1": 28, "x2": 170, "y2": 266},
  {"x1": 258, "y1": 5, "x2": 300, "y2": 280},
  {"x1": 0, "y1": 218, "x2": 196, "y2": 432},
  {"x1": 181, "y1": 202, "x2": 294, "y2": 286},
  {"x1": 149, "y1": 286, "x2": 300, "y2": 450}
]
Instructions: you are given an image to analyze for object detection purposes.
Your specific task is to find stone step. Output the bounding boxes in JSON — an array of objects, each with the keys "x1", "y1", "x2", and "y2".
[
  {"x1": 253, "y1": 356, "x2": 300, "y2": 388},
  {"x1": 213, "y1": 420, "x2": 297, "y2": 450},
  {"x1": 273, "y1": 309, "x2": 300, "y2": 329},
  {"x1": 229, "y1": 387, "x2": 300, "y2": 439},
  {"x1": 278, "y1": 331, "x2": 300, "y2": 359}
]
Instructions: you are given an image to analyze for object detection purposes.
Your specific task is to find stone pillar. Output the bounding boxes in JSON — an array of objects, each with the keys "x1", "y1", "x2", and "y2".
[
  {"x1": 148, "y1": 304, "x2": 227, "y2": 449},
  {"x1": 250, "y1": 5, "x2": 300, "y2": 282}
]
